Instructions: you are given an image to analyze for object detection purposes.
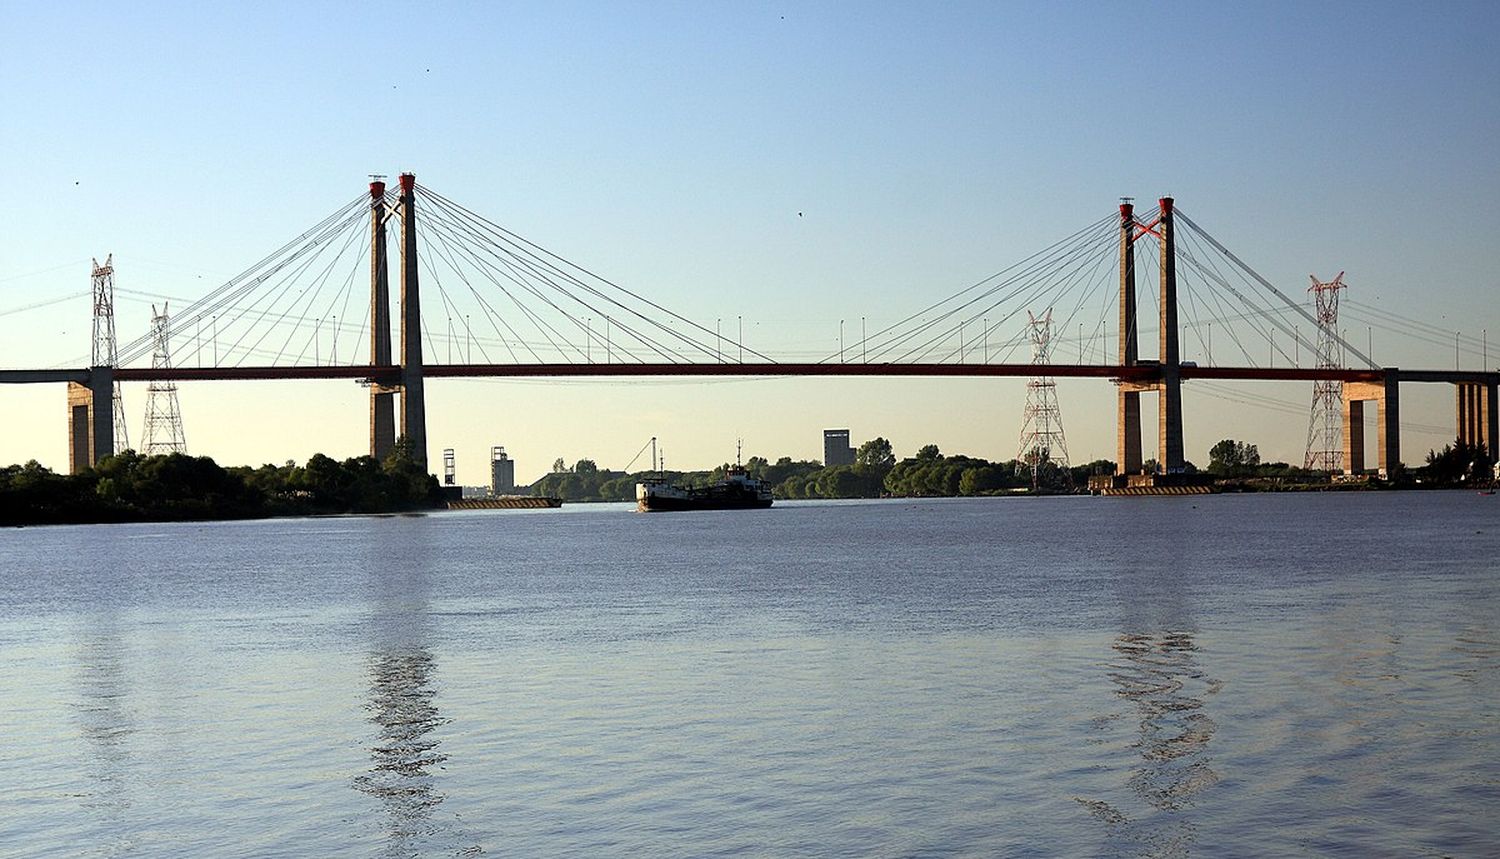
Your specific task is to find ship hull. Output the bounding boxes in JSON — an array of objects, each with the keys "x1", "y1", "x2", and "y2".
[
  {"x1": 636, "y1": 477, "x2": 774, "y2": 512},
  {"x1": 637, "y1": 494, "x2": 773, "y2": 512}
]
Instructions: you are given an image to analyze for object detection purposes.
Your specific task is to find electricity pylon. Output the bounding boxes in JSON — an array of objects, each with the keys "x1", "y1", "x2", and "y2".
[
  {"x1": 1304, "y1": 272, "x2": 1346, "y2": 471},
  {"x1": 91, "y1": 255, "x2": 129, "y2": 452},
  {"x1": 142, "y1": 303, "x2": 188, "y2": 455},
  {"x1": 1016, "y1": 309, "x2": 1071, "y2": 489}
]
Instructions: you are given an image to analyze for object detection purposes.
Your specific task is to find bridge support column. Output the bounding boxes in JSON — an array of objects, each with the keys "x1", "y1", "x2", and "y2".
[
  {"x1": 1157, "y1": 197, "x2": 1185, "y2": 473},
  {"x1": 1115, "y1": 201, "x2": 1143, "y2": 475},
  {"x1": 1489, "y1": 380, "x2": 1499, "y2": 460},
  {"x1": 1118, "y1": 390, "x2": 1143, "y2": 474},
  {"x1": 1343, "y1": 372, "x2": 1400, "y2": 478},
  {"x1": 368, "y1": 178, "x2": 396, "y2": 461},
  {"x1": 1343, "y1": 398, "x2": 1365, "y2": 475},
  {"x1": 1455, "y1": 380, "x2": 1497, "y2": 458},
  {"x1": 67, "y1": 366, "x2": 115, "y2": 474},
  {"x1": 1381, "y1": 369, "x2": 1400, "y2": 477},
  {"x1": 397, "y1": 172, "x2": 428, "y2": 469}
]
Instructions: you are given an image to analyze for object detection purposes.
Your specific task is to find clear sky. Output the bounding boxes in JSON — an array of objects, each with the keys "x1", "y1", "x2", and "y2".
[{"x1": 3, "y1": 2, "x2": 1498, "y2": 482}]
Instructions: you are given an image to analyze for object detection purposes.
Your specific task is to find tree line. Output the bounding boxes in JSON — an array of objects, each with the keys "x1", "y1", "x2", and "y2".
[
  {"x1": 529, "y1": 438, "x2": 1116, "y2": 502},
  {"x1": 530, "y1": 434, "x2": 1498, "y2": 502},
  {"x1": 1, "y1": 438, "x2": 442, "y2": 526}
]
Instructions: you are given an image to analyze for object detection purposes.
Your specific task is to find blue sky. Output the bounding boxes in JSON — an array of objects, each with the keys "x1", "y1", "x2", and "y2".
[{"x1": 3, "y1": 2, "x2": 1498, "y2": 479}]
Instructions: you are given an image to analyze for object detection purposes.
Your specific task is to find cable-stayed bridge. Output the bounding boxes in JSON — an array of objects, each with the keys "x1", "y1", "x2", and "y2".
[{"x1": 3, "y1": 174, "x2": 1495, "y2": 479}]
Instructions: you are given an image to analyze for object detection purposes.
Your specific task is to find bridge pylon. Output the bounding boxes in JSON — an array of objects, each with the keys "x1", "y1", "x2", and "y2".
[
  {"x1": 1116, "y1": 201, "x2": 1143, "y2": 475},
  {"x1": 368, "y1": 178, "x2": 396, "y2": 461},
  {"x1": 1114, "y1": 197, "x2": 1185, "y2": 476},
  {"x1": 397, "y1": 173, "x2": 427, "y2": 468},
  {"x1": 365, "y1": 173, "x2": 427, "y2": 469}
]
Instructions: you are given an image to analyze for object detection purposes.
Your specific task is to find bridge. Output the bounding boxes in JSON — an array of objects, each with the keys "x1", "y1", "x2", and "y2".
[{"x1": 3, "y1": 175, "x2": 1495, "y2": 479}]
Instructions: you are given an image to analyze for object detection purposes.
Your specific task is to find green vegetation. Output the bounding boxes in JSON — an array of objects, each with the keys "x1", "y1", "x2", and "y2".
[
  {"x1": 1, "y1": 438, "x2": 442, "y2": 526},
  {"x1": 1200, "y1": 436, "x2": 1497, "y2": 489},
  {"x1": 1422, "y1": 439, "x2": 1494, "y2": 486},
  {"x1": 1207, "y1": 438, "x2": 1261, "y2": 475},
  {"x1": 532, "y1": 439, "x2": 1116, "y2": 503}
]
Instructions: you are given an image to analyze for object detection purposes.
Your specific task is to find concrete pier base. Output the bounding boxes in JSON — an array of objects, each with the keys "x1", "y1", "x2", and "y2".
[
  {"x1": 1343, "y1": 370, "x2": 1401, "y2": 477},
  {"x1": 1117, "y1": 389, "x2": 1143, "y2": 474},
  {"x1": 1455, "y1": 381, "x2": 1497, "y2": 458},
  {"x1": 66, "y1": 367, "x2": 115, "y2": 474}
]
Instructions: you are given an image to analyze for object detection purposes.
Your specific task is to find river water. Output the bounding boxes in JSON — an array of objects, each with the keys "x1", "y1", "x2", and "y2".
[{"x1": 2, "y1": 493, "x2": 1498, "y2": 857}]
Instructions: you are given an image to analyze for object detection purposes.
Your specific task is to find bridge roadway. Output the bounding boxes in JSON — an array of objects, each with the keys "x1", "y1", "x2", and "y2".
[{"x1": 0, "y1": 363, "x2": 1421, "y2": 384}]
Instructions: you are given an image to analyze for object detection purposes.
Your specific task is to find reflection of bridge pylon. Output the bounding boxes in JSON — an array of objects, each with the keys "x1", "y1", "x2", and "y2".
[
  {"x1": 1016, "y1": 309, "x2": 1071, "y2": 488},
  {"x1": 1304, "y1": 272, "x2": 1347, "y2": 471},
  {"x1": 91, "y1": 255, "x2": 130, "y2": 453},
  {"x1": 141, "y1": 303, "x2": 187, "y2": 455}
]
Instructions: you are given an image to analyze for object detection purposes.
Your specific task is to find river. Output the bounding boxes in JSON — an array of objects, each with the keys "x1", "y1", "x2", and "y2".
[{"x1": 2, "y1": 493, "x2": 1497, "y2": 857}]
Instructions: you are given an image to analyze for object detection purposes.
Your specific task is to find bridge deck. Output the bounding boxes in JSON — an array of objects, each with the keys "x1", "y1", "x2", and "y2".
[
  {"x1": 74, "y1": 363, "x2": 1391, "y2": 383},
  {"x1": 5, "y1": 363, "x2": 1493, "y2": 385}
]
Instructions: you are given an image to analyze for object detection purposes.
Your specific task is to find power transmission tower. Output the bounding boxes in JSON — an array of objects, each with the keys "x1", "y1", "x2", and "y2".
[
  {"x1": 91, "y1": 255, "x2": 130, "y2": 452},
  {"x1": 1304, "y1": 272, "x2": 1346, "y2": 471},
  {"x1": 1016, "y1": 309, "x2": 1071, "y2": 489},
  {"x1": 142, "y1": 302, "x2": 188, "y2": 455}
]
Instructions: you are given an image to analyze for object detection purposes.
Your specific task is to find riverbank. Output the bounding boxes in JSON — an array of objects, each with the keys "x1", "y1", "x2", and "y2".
[{"x1": 1, "y1": 448, "x2": 442, "y2": 527}]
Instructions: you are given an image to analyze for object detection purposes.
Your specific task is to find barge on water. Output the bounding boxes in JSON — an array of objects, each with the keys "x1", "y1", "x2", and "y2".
[{"x1": 447, "y1": 496, "x2": 563, "y2": 510}]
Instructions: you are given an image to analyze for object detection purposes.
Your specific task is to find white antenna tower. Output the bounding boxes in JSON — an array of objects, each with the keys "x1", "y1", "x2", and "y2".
[
  {"x1": 142, "y1": 302, "x2": 188, "y2": 455},
  {"x1": 1304, "y1": 272, "x2": 1346, "y2": 471},
  {"x1": 1015, "y1": 308, "x2": 1071, "y2": 488},
  {"x1": 91, "y1": 255, "x2": 129, "y2": 452}
]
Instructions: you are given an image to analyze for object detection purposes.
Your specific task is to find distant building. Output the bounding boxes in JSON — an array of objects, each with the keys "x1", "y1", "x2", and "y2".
[
  {"x1": 491, "y1": 446, "x2": 515, "y2": 495},
  {"x1": 824, "y1": 429, "x2": 855, "y2": 466}
]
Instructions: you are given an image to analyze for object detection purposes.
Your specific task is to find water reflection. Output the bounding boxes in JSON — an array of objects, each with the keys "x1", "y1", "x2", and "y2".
[
  {"x1": 72, "y1": 614, "x2": 136, "y2": 855},
  {"x1": 1079, "y1": 630, "x2": 1222, "y2": 858},
  {"x1": 353, "y1": 645, "x2": 450, "y2": 854},
  {"x1": 352, "y1": 521, "x2": 455, "y2": 858}
]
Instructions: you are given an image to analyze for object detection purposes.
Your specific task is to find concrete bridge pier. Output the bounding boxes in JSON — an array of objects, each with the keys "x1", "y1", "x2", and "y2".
[
  {"x1": 397, "y1": 172, "x2": 427, "y2": 468},
  {"x1": 1454, "y1": 380, "x2": 1497, "y2": 458},
  {"x1": 67, "y1": 366, "x2": 115, "y2": 474},
  {"x1": 1117, "y1": 389, "x2": 1144, "y2": 474},
  {"x1": 1115, "y1": 201, "x2": 1144, "y2": 474},
  {"x1": 1157, "y1": 197, "x2": 1185, "y2": 473},
  {"x1": 1343, "y1": 370, "x2": 1401, "y2": 477},
  {"x1": 368, "y1": 178, "x2": 396, "y2": 461}
]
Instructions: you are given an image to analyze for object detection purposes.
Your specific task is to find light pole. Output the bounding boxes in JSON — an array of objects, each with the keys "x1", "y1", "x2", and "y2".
[{"x1": 839, "y1": 319, "x2": 845, "y2": 363}]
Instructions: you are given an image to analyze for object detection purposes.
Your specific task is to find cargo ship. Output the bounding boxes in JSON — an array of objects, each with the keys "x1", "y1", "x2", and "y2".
[{"x1": 635, "y1": 439, "x2": 773, "y2": 512}]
